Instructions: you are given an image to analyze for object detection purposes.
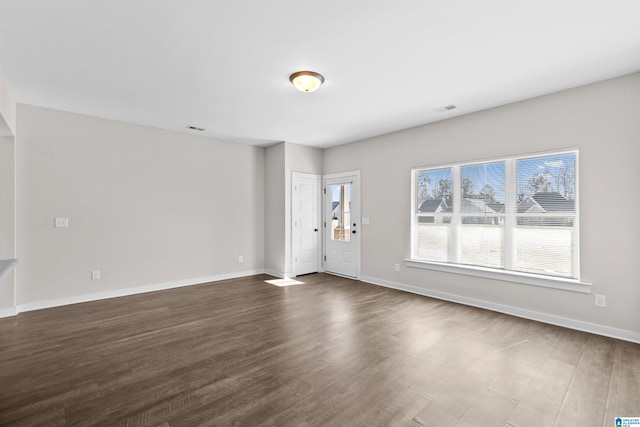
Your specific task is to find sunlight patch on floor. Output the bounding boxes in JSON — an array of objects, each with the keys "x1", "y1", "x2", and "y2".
[{"x1": 265, "y1": 278, "x2": 306, "y2": 287}]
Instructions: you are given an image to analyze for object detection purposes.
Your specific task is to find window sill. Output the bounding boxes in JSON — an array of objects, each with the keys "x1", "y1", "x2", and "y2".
[{"x1": 404, "y1": 259, "x2": 591, "y2": 293}]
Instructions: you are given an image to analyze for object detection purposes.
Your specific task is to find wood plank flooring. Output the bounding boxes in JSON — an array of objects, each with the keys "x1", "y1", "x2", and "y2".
[{"x1": 0, "y1": 273, "x2": 638, "y2": 426}]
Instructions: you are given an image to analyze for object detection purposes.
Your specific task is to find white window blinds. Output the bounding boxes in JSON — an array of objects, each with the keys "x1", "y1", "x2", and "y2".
[{"x1": 412, "y1": 150, "x2": 579, "y2": 280}]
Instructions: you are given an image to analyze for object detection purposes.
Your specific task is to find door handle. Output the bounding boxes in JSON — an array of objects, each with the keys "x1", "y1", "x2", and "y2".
[
  {"x1": 352, "y1": 230, "x2": 356, "y2": 234},
  {"x1": 314, "y1": 228, "x2": 318, "y2": 232}
]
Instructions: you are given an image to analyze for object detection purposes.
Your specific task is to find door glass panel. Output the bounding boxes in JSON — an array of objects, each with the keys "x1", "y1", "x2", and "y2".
[{"x1": 330, "y1": 183, "x2": 351, "y2": 241}]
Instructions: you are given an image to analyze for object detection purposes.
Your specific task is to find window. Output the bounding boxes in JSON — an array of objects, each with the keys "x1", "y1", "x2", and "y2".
[
  {"x1": 330, "y1": 183, "x2": 351, "y2": 241},
  {"x1": 412, "y1": 150, "x2": 579, "y2": 280}
]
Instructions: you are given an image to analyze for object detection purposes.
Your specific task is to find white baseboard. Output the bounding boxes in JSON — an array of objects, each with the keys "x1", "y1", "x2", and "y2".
[
  {"x1": 360, "y1": 275, "x2": 640, "y2": 344},
  {"x1": 264, "y1": 269, "x2": 288, "y2": 279},
  {"x1": 8, "y1": 270, "x2": 637, "y2": 344},
  {"x1": 0, "y1": 306, "x2": 17, "y2": 318},
  {"x1": 14, "y1": 269, "x2": 265, "y2": 314}
]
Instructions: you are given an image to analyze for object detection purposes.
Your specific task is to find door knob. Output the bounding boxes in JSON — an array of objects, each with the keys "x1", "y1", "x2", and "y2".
[
  {"x1": 352, "y1": 230, "x2": 356, "y2": 234},
  {"x1": 314, "y1": 228, "x2": 318, "y2": 232}
]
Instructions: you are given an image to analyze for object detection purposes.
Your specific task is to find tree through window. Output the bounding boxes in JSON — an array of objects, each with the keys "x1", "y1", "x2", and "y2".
[{"x1": 412, "y1": 150, "x2": 579, "y2": 279}]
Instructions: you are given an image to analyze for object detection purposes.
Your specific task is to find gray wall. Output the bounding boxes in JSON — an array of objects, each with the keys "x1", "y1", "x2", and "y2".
[
  {"x1": 284, "y1": 142, "x2": 323, "y2": 277},
  {"x1": 0, "y1": 65, "x2": 16, "y2": 314},
  {"x1": 4, "y1": 71, "x2": 639, "y2": 340},
  {"x1": 264, "y1": 141, "x2": 323, "y2": 277},
  {"x1": 324, "y1": 72, "x2": 640, "y2": 336},
  {"x1": 0, "y1": 65, "x2": 16, "y2": 135},
  {"x1": 264, "y1": 142, "x2": 285, "y2": 276},
  {"x1": 0, "y1": 135, "x2": 16, "y2": 313},
  {"x1": 15, "y1": 105, "x2": 264, "y2": 306}
]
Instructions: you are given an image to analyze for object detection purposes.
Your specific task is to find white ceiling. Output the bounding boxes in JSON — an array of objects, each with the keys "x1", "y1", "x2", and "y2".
[{"x1": 1, "y1": 1, "x2": 639, "y2": 148}]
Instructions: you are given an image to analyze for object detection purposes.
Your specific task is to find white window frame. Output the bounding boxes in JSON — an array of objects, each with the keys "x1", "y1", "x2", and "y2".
[{"x1": 408, "y1": 149, "x2": 591, "y2": 294}]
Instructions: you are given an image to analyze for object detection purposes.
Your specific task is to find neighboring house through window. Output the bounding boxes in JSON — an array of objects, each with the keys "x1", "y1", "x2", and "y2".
[{"x1": 411, "y1": 150, "x2": 579, "y2": 280}]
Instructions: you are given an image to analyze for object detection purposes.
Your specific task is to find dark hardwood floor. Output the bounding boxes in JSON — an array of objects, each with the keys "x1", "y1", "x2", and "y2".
[{"x1": 0, "y1": 273, "x2": 638, "y2": 426}]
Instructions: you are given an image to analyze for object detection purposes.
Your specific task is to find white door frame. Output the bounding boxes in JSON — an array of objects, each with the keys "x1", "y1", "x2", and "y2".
[
  {"x1": 323, "y1": 170, "x2": 361, "y2": 279},
  {"x1": 292, "y1": 172, "x2": 322, "y2": 276}
]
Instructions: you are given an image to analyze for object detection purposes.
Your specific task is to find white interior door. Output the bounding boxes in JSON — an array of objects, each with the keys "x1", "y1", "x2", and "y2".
[
  {"x1": 324, "y1": 172, "x2": 360, "y2": 278},
  {"x1": 292, "y1": 173, "x2": 320, "y2": 276}
]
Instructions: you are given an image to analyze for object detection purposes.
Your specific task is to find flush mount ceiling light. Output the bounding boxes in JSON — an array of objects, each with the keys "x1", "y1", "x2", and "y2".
[{"x1": 289, "y1": 71, "x2": 324, "y2": 93}]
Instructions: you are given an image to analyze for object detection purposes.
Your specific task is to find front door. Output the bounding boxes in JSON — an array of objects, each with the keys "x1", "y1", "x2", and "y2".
[{"x1": 324, "y1": 172, "x2": 360, "y2": 278}]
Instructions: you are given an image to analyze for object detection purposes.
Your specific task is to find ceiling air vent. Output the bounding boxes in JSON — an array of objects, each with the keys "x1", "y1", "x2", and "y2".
[
  {"x1": 185, "y1": 125, "x2": 205, "y2": 131},
  {"x1": 432, "y1": 105, "x2": 456, "y2": 113}
]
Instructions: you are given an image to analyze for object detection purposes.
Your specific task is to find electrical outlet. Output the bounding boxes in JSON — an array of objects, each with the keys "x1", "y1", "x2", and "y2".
[
  {"x1": 394, "y1": 263, "x2": 400, "y2": 272},
  {"x1": 54, "y1": 217, "x2": 69, "y2": 228},
  {"x1": 595, "y1": 294, "x2": 606, "y2": 308},
  {"x1": 91, "y1": 270, "x2": 101, "y2": 280},
  {"x1": 238, "y1": 255, "x2": 244, "y2": 263}
]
